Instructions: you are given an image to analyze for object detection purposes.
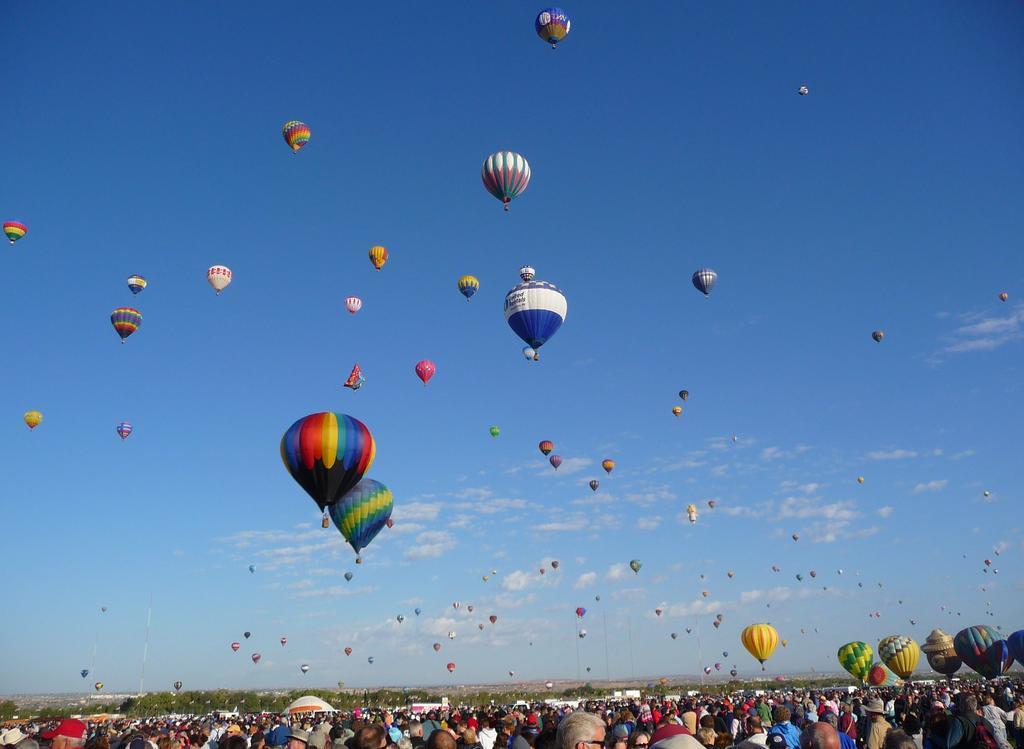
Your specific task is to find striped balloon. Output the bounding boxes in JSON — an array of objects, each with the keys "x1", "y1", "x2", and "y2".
[
  {"x1": 280, "y1": 413, "x2": 376, "y2": 512},
  {"x1": 457, "y1": 275, "x2": 479, "y2": 301},
  {"x1": 328, "y1": 478, "x2": 393, "y2": 554},
  {"x1": 3, "y1": 221, "x2": 27, "y2": 244},
  {"x1": 282, "y1": 120, "x2": 311, "y2": 152},
  {"x1": 111, "y1": 307, "x2": 142, "y2": 342},
  {"x1": 535, "y1": 8, "x2": 571, "y2": 47},
  {"x1": 207, "y1": 265, "x2": 232, "y2": 294},
  {"x1": 740, "y1": 623, "x2": 779, "y2": 669},
  {"x1": 504, "y1": 268, "x2": 567, "y2": 357},
  {"x1": 116, "y1": 422, "x2": 133, "y2": 440},
  {"x1": 877, "y1": 635, "x2": 920, "y2": 679},
  {"x1": 482, "y1": 152, "x2": 531, "y2": 211},
  {"x1": 692, "y1": 268, "x2": 717, "y2": 296},
  {"x1": 954, "y1": 625, "x2": 1014, "y2": 679},
  {"x1": 369, "y1": 245, "x2": 388, "y2": 271},
  {"x1": 127, "y1": 275, "x2": 147, "y2": 295},
  {"x1": 345, "y1": 296, "x2": 363, "y2": 314}
]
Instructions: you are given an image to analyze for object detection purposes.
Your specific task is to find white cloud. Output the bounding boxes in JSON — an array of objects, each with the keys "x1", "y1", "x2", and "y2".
[
  {"x1": 937, "y1": 304, "x2": 1024, "y2": 357},
  {"x1": 952, "y1": 449, "x2": 976, "y2": 460},
  {"x1": 574, "y1": 572, "x2": 598, "y2": 589},
  {"x1": 404, "y1": 530, "x2": 456, "y2": 560},
  {"x1": 877, "y1": 506, "x2": 894, "y2": 518},
  {"x1": 544, "y1": 457, "x2": 592, "y2": 476},
  {"x1": 778, "y1": 497, "x2": 858, "y2": 521},
  {"x1": 294, "y1": 584, "x2": 377, "y2": 599},
  {"x1": 912, "y1": 479, "x2": 948, "y2": 494},
  {"x1": 867, "y1": 449, "x2": 918, "y2": 460},
  {"x1": 397, "y1": 502, "x2": 442, "y2": 521},
  {"x1": 636, "y1": 516, "x2": 661, "y2": 530},
  {"x1": 610, "y1": 587, "x2": 647, "y2": 602},
  {"x1": 536, "y1": 516, "x2": 585, "y2": 531},
  {"x1": 502, "y1": 570, "x2": 534, "y2": 591},
  {"x1": 606, "y1": 563, "x2": 631, "y2": 581},
  {"x1": 760, "y1": 445, "x2": 812, "y2": 461}
]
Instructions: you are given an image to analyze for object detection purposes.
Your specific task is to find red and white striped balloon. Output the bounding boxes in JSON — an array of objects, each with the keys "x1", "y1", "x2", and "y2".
[{"x1": 345, "y1": 296, "x2": 362, "y2": 314}]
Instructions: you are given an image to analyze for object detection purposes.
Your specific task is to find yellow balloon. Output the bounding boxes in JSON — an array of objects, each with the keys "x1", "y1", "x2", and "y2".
[
  {"x1": 24, "y1": 410, "x2": 42, "y2": 429},
  {"x1": 741, "y1": 623, "x2": 780, "y2": 669},
  {"x1": 781, "y1": 639, "x2": 788, "y2": 648},
  {"x1": 877, "y1": 635, "x2": 920, "y2": 679}
]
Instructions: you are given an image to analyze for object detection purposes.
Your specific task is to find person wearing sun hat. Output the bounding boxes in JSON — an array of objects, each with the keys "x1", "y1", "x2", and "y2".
[{"x1": 861, "y1": 700, "x2": 889, "y2": 749}]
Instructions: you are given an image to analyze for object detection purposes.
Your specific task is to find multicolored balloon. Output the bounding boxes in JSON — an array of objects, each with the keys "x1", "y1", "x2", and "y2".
[
  {"x1": 415, "y1": 360, "x2": 436, "y2": 386},
  {"x1": 127, "y1": 275, "x2": 147, "y2": 294},
  {"x1": 539, "y1": 440, "x2": 554, "y2": 455},
  {"x1": 482, "y1": 152, "x2": 531, "y2": 211},
  {"x1": 3, "y1": 221, "x2": 27, "y2": 244},
  {"x1": 207, "y1": 265, "x2": 232, "y2": 294},
  {"x1": 116, "y1": 422, "x2": 133, "y2": 440},
  {"x1": 602, "y1": 459, "x2": 615, "y2": 474},
  {"x1": 837, "y1": 641, "x2": 873, "y2": 683},
  {"x1": 549, "y1": 454, "x2": 562, "y2": 470},
  {"x1": 369, "y1": 245, "x2": 388, "y2": 271},
  {"x1": 1006, "y1": 630, "x2": 1024, "y2": 665},
  {"x1": 174, "y1": 681, "x2": 183, "y2": 691},
  {"x1": 692, "y1": 268, "x2": 717, "y2": 296},
  {"x1": 741, "y1": 623, "x2": 780, "y2": 669},
  {"x1": 251, "y1": 653, "x2": 261, "y2": 664},
  {"x1": 24, "y1": 410, "x2": 42, "y2": 429},
  {"x1": 866, "y1": 662, "x2": 902, "y2": 687},
  {"x1": 872, "y1": 330, "x2": 884, "y2": 343},
  {"x1": 954, "y1": 625, "x2": 1014, "y2": 679},
  {"x1": 231, "y1": 642, "x2": 240, "y2": 652},
  {"x1": 629, "y1": 559, "x2": 642, "y2": 574},
  {"x1": 504, "y1": 266, "x2": 566, "y2": 357},
  {"x1": 344, "y1": 364, "x2": 365, "y2": 391},
  {"x1": 94, "y1": 682, "x2": 103, "y2": 691},
  {"x1": 877, "y1": 635, "x2": 920, "y2": 679},
  {"x1": 328, "y1": 478, "x2": 393, "y2": 555},
  {"x1": 111, "y1": 307, "x2": 142, "y2": 343},
  {"x1": 458, "y1": 275, "x2": 480, "y2": 301},
  {"x1": 672, "y1": 406, "x2": 682, "y2": 417},
  {"x1": 535, "y1": 8, "x2": 571, "y2": 47},
  {"x1": 280, "y1": 412, "x2": 376, "y2": 512},
  {"x1": 345, "y1": 296, "x2": 363, "y2": 314},
  {"x1": 282, "y1": 120, "x2": 311, "y2": 152}
]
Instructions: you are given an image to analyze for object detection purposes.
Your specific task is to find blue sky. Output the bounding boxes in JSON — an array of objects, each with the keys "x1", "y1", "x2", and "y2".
[{"x1": 2, "y1": 1, "x2": 1023, "y2": 695}]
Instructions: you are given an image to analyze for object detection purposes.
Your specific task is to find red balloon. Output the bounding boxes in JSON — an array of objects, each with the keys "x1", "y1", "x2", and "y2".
[
  {"x1": 446, "y1": 662, "x2": 456, "y2": 673},
  {"x1": 415, "y1": 360, "x2": 436, "y2": 385}
]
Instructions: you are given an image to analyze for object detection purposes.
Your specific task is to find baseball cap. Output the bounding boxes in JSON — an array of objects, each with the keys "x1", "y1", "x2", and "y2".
[{"x1": 42, "y1": 721, "x2": 87, "y2": 741}]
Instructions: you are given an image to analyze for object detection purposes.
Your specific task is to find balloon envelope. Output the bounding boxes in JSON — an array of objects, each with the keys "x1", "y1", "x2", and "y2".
[
  {"x1": 741, "y1": 623, "x2": 780, "y2": 667},
  {"x1": 369, "y1": 245, "x2": 388, "y2": 271},
  {"x1": 282, "y1": 120, "x2": 311, "y2": 152},
  {"x1": 482, "y1": 152, "x2": 530, "y2": 210},
  {"x1": 328, "y1": 478, "x2": 393, "y2": 554},
  {"x1": 458, "y1": 275, "x2": 479, "y2": 300},
  {"x1": 877, "y1": 635, "x2": 920, "y2": 679},
  {"x1": 692, "y1": 268, "x2": 717, "y2": 296},
  {"x1": 535, "y1": 8, "x2": 571, "y2": 47},
  {"x1": 280, "y1": 412, "x2": 376, "y2": 512},
  {"x1": 954, "y1": 625, "x2": 1014, "y2": 679},
  {"x1": 111, "y1": 307, "x2": 142, "y2": 342},
  {"x1": 207, "y1": 265, "x2": 232, "y2": 294},
  {"x1": 837, "y1": 641, "x2": 874, "y2": 683},
  {"x1": 504, "y1": 271, "x2": 566, "y2": 352}
]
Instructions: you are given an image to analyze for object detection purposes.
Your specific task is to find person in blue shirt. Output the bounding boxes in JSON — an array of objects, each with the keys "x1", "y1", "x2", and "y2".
[
  {"x1": 821, "y1": 713, "x2": 856, "y2": 749},
  {"x1": 769, "y1": 707, "x2": 802, "y2": 749}
]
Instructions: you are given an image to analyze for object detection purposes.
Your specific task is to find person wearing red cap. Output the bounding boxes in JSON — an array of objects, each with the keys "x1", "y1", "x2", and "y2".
[{"x1": 42, "y1": 720, "x2": 87, "y2": 749}]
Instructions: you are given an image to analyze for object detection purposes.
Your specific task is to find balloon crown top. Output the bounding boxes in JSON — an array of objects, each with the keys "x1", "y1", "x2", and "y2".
[{"x1": 519, "y1": 266, "x2": 536, "y2": 282}]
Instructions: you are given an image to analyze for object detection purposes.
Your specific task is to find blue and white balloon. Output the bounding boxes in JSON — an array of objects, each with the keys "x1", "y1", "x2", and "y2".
[
  {"x1": 504, "y1": 266, "x2": 567, "y2": 359},
  {"x1": 692, "y1": 268, "x2": 717, "y2": 296}
]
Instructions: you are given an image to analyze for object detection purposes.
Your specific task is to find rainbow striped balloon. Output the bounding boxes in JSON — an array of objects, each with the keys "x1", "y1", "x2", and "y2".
[
  {"x1": 111, "y1": 307, "x2": 142, "y2": 343},
  {"x1": 280, "y1": 412, "x2": 376, "y2": 512},
  {"x1": 282, "y1": 120, "x2": 311, "y2": 152},
  {"x1": 3, "y1": 221, "x2": 27, "y2": 244},
  {"x1": 482, "y1": 152, "x2": 531, "y2": 211},
  {"x1": 328, "y1": 478, "x2": 393, "y2": 554}
]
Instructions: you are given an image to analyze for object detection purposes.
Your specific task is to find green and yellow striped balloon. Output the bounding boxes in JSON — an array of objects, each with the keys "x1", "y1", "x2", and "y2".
[{"x1": 837, "y1": 641, "x2": 874, "y2": 683}]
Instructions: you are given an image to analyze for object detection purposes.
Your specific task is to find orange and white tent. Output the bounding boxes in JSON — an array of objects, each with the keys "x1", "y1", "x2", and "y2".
[{"x1": 285, "y1": 696, "x2": 337, "y2": 715}]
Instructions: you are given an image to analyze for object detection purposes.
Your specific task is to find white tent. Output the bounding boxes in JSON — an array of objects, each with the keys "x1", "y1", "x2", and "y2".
[{"x1": 285, "y1": 695, "x2": 337, "y2": 715}]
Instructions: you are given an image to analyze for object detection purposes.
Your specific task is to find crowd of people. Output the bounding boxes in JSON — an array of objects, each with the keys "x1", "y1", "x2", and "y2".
[{"x1": 3, "y1": 680, "x2": 1024, "y2": 749}]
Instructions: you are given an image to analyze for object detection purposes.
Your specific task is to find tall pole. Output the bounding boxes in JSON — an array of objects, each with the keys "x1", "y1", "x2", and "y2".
[{"x1": 139, "y1": 593, "x2": 153, "y2": 695}]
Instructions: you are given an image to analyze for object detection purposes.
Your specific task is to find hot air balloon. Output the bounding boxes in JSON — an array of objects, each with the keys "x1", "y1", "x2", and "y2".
[
  {"x1": 174, "y1": 681, "x2": 182, "y2": 691},
  {"x1": 251, "y1": 653, "x2": 261, "y2": 664},
  {"x1": 672, "y1": 406, "x2": 682, "y2": 417},
  {"x1": 415, "y1": 608, "x2": 421, "y2": 616},
  {"x1": 730, "y1": 668, "x2": 738, "y2": 677},
  {"x1": 708, "y1": 500, "x2": 717, "y2": 509},
  {"x1": 482, "y1": 152, "x2": 530, "y2": 211},
  {"x1": 795, "y1": 574, "x2": 803, "y2": 582},
  {"x1": 578, "y1": 629, "x2": 587, "y2": 639},
  {"x1": 505, "y1": 266, "x2": 567, "y2": 357},
  {"x1": 671, "y1": 633, "x2": 678, "y2": 640},
  {"x1": 95, "y1": 682, "x2": 104, "y2": 691},
  {"x1": 810, "y1": 570, "x2": 817, "y2": 578},
  {"x1": 686, "y1": 504, "x2": 698, "y2": 524},
  {"x1": 278, "y1": 637, "x2": 287, "y2": 646},
  {"x1": 538, "y1": 440, "x2": 553, "y2": 455},
  {"x1": 344, "y1": 647, "x2": 353, "y2": 656},
  {"x1": 740, "y1": 623, "x2": 780, "y2": 670},
  {"x1": 572, "y1": 606, "x2": 587, "y2": 619},
  {"x1": 458, "y1": 276, "x2": 480, "y2": 301},
  {"x1": 549, "y1": 454, "x2": 562, "y2": 469},
  {"x1": 655, "y1": 608, "x2": 663, "y2": 617},
  {"x1": 877, "y1": 635, "x2": 920, "y2": 679},
  {"x1": 111, "y1": 307, "x2": 142, "y2": 343},
  {"x1": 282, "y1": 120, "x2": 311, "y2": 152},
  {"x1": 369, "y1": 245, "x2": 388, "y2": 271},
  {"x1": 602, "y1": 459, "x2": 615, "y2": 474},
  {"x1": 589, "y1": 480, "x2": 599, "y2": 492},
  {"x1": 922, "y1": 629, "x2": 962, "y2": 676},
  {"x1": 489, "y1": 426, "x2": 500, "y2": 438},
  {"x1": 954, "y1": 625, "x2": 1013, "y2": 679},
  {"x1": 702, "y1": 591, "x2": 710, "y2": 598},
  {"x1": 703, "y1": 667, "x2": 712, "y2": 675},
  {"x1": 243, "y1": 631, "x2": 251, "y2": 639},
  {"x1": 453, "y1": 601, "x2": 460, "y2": 609},
  {"x1": 415, "y1": 360, "x2": 436, "y2": 386},
  {"x1": 24, "y1": 411, "x2": 42, "y2": 429},
  {"x1": 397, "y1": 615, "x2": 405, "y2": 624},
  {"x1": 489, "y1": 615, "x2": 497, "y2": 624},
  {"x1": 344, "y1": 571, "x2": 353, "y2": 582},
  {"x1": 81, "y1": 669, "x2": 89, "y2": 678},
  {"x1": 281, "y1": 412, "x2": 376, "y2": 518},
  {"x1": 367, "y1": 657, "x2": 375, "y2": 664},
  {"x1": 127, "y1": 275, "x2": 147, "y2": 294},
  {"x1": 231, "y1": 642, "x2": 240, "y2": 652},
  {"x1": 771, "y1": 565, "x2": 780, "y2": 572},
  {"x1": 872, "y1": 331, "x2": 884, "y2": 343},
  {"x1": 344, "y1": 364, "x2": 365, "y2": 391},
  {"x1": 866, "y1": 662, "x2": 902, "y2": 687},
  {"x1": 837, "y1": 642, "x2": 873, "y2": 683},
  {"x1": 544, "y1": 680, "x2": 554, "y2": 689},
  {"x1": 679, "y1": 390, "x2": 689, "y2": 401},
  {"x1": 781, "y1": 639, "x2": 787, "y2": 647},
  {"x1": 3, "y1": 221, "x2": 27, "y2": 244},
  {"x1": 300, "y1": 664, "x2": 310, "y2": 674},
  {"x1": 629, "y1": 559, "x2": 642, "y2": 574},
  {"x1": 798, "y1": 86, "x2": 810, "y2": 95},
  {"x1": 999, "y1": 292, "x2": 1009, "y2": 302},
  {"x1": 328, "y1": 478, "x2": 393, "y2": 555},
  {"x1": 727, "y1": 571, "x2": 734, "y2": 578},
  {"x1": 207, "y1": 265, "x2": 232, "y2": 294},
  {"x1": 345, "y1": 296, "x2": 363, "y2": 314},
  {"x1": 550, "y1": 560, "x2": 559, "y2": 569},
  {"x1": 792, "y1": 533, "x2": 800, "y2": 542},
  {"x1": 431, "y1": 643, "x2": 442, "y2": 653},
  {"x1": 535, "y1": 8, "x2": 570, "y2": 47},
  {"x1": 116, "y1": 421, "x2": 133, "y2": 440},
  {"x1": 692, "y1": 269, "x2": 717, "y2": 296},
  {"x1": 1006, "y1": 630, "x2": 1024, "y2": 664},
  {"x1": 442, "y1": 661, "x2": 455, "y2": 673}
]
